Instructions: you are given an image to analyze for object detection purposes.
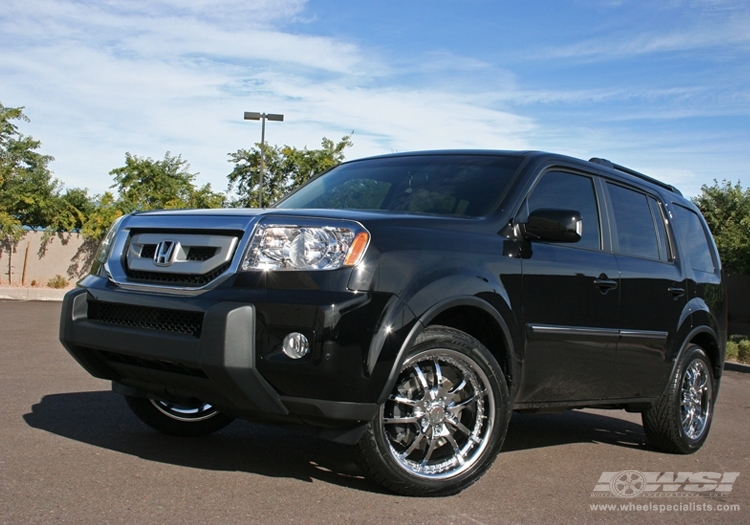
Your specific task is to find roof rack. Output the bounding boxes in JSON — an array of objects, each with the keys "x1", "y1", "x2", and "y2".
[{"x1": 589, "y1": 157, "x2": 682, "y2": 196}]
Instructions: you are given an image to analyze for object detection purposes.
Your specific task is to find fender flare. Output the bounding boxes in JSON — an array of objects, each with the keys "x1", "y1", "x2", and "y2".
[
  {"x1": 376, "y1": 295, "x2": 517, "y2": 404},
  {"x1": 656, "y1": 324, "x2": 722, "y2": 401}
]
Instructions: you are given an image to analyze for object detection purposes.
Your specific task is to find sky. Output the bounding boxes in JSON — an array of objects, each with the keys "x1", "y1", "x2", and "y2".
[{"x1": 1, "y1": 0, "x2": 749, "y2": 199}]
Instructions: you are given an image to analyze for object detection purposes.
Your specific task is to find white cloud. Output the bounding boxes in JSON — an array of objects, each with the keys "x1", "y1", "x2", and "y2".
[
  {"x1": 1, "y1": 0, "x2": 748, "y2": 202},
  {"x1": 540, "y1": 7, "x2": 750, "y2": 60},
  {"x1": 0, "y1": 0, "x2": 538, "y2": 196}
]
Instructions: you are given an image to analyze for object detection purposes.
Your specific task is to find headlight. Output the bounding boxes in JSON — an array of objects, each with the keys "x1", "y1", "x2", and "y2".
[
  {"x1": 241, "y1": 218, "x2": 370, "y2": 271},
  {"x1": 93, "y1": 215, "x2": 126, "y2": 265}
]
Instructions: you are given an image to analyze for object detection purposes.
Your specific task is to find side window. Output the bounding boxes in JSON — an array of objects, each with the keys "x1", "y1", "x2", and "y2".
[
  {"x1": 671, "y1": 205, "x2": 716, "y2": 273},
  {"x1": 607, "y1": 183, "x2": 668, "y2": 261},
  {"x1": 526, "y1": 171, "x2": 601, "y2": 251}
]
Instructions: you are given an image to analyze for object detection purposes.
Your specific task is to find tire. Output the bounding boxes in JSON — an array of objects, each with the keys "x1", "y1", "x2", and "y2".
[
  {"x1": 642, "y1": 345, "x2": 714, "y2": 454},
  {"x1": 356, "y1": 325, "x2": 511, "y2": 496},
  {"x1": 125, "y1": 396, "x2": 234, "y2": 437}
]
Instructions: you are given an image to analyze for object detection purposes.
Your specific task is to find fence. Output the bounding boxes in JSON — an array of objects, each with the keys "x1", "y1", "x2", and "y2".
[{"x1": 0, "y1": 231, "x2": 96, "y2": 287}]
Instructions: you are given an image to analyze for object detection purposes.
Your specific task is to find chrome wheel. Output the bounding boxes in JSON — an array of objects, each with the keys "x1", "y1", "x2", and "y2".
[
  {"x1": 382, "y1": 348, "x2": 495, "y2": 480},
  {"x1": 642, "y1": 345, "x2": 715, "y2": 454},
  {"x1": 680, "y1": 359, "x2": 712, "y2": 440},
  {"x1": 150, "y1": 399, "x2": 220, "y2": 423}
]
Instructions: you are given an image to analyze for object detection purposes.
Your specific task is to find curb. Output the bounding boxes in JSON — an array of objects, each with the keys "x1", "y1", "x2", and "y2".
[
  {"x1": 0, "y1": 287, "x2": 69, "y2": 301},
  {"x1": 724, "y1": 361, "x2": 750, "y2": 374}
]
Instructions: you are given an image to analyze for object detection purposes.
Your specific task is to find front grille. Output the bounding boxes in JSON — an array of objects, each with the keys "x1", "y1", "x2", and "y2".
[
  {"x1": 137, "y1": 245, "x2": 217, "y2": 262},
  {"x1": 94, "y1": 349, "x2": 208, "y2": 378},
  {"x1": 140, "y1": 244, "x2": 156, "y2": 259},
  {"x1": 125, "y1": 261, "x2": 231, "y2": 287},
  {"x1": 187, "y1": 247, "x2": 218, "y2": 261},
  {"x1": 87, "y1": 301, "x2": 204, "y2": 337}
]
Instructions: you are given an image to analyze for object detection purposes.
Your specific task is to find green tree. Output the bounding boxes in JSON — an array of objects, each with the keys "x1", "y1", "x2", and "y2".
[
  {"x1": 693, "y1": 179, "x2": 750, "y2": 275},
  {"x1": 80, "y1": 191, "x2": 123, "y2": 240},
  {"x1": 0, "y1": 102, "x2": 85, "y2": 242},
  {"x1": 227, "y1": 135, "x2": 352, "y2": 208},
  {"x1": 110, "y1": 152, "x2": 224, "y2": 213},
  {"x1": 75, "y1": 152, "x2": 226, "y2": 240}
]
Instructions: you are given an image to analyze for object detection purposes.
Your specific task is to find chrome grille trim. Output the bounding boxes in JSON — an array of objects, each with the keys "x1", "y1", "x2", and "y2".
[
  {"x1": 103, "y1": 213, "x2": 261, "y2": 295},
  {"x1": 127, "y1": 233, "x2": 238, "y2": 275}
]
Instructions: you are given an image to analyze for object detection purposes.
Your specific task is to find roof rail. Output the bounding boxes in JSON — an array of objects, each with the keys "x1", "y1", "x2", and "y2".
[{"x1": 589, "y1": 157, "x2": 682, "y2": 196}]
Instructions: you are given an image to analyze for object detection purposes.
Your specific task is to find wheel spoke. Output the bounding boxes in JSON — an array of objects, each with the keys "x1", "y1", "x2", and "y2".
[
  {"x1": 448, "y1": 378, "x2": 467, "y2": 398},
  {"x1": 446, "y1": 414, "x2": 472, "y2": 436},
  {"x1": 682, "y1": 408, "x2": 694, "y2": 430},
  {"x1": 448, "y1": 388, "x2": 487, "y2": 414},
  {"x1": 445, "y1": 434, "x2": 466, "y2": 466},
  {"x1": 434, "y1": 359, "x2": 444, "y2": 388},
  {"x1": 680, "y1": 395, "x2": 691, "y2": 408},
  {"x1": 414, "y1": 364, "x2": 430, "y2": 390},
  {"x1": 685, "y1": 367, "x2": 697, "y2": 388},
  {"x1": 694, "y1": 370, "x2": 708, "y2": 392},
  {"x1": 400, "y1": 431, "x2": 426, "y2": 458},
  {"x1": 421, "y1": 433, "x2": 440, "y2": 465}
]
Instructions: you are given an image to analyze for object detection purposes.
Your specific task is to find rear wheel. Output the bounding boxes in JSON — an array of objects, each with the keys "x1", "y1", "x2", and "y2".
[
  {"x1": 642, "y1": 345, "x2": 714, "y2": 453},
  {"x1": 125, "y1": 396, "x2": 234, "y2": 437},
  {"x1": 356, "y1": 326, "x2": 511, "y2": 496}
]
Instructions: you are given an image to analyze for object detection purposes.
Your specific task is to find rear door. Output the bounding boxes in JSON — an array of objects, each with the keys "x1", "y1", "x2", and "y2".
[
  {"x1": 516, "y1": 169, "x2": 620, "y2": 403},
  {"x1": 604, "y1": 182, "x2": 688, "y2": 398}
]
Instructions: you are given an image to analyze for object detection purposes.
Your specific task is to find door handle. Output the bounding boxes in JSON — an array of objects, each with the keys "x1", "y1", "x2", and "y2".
[
  {"x1": 594, "y1": 276, "x2": 618, "y2": 294},
  {"x1": 668, "y1": 287, "x2": 685, "y2": 299}
]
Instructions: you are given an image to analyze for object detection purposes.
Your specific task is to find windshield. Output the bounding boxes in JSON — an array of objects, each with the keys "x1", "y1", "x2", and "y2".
[{"x1": 275, "y1": 154, "x2": 523, "y2": 217}]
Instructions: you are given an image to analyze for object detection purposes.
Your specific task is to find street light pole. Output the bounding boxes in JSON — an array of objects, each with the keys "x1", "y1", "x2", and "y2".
[{"x1": 243, "y1": 111, "x2": 284, "y2": 208}]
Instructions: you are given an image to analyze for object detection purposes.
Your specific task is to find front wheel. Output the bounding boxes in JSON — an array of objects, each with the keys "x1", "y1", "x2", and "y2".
[
  {"x1": 125, "y1": 396, "x2": 234, "y2": 437},
  {"x1": 642, "y1": 345, "x2": 715, "y2": 454},
  {"x1": 356, "y1": 326, "x2": 511, "y2": 496}
]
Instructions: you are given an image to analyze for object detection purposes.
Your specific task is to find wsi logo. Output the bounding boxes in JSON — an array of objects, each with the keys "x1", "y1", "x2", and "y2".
[
  {"x1": 154, "y1": 240, "x2": 179, "y2": 266},
  {"x1": 592, "y1": 471, "x2": 740, "y2": 498}
]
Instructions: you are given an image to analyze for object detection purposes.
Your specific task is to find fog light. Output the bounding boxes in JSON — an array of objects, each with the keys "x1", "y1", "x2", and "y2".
[{"x1": 282, "y1": 332, "x2": 310, "y2": 359}]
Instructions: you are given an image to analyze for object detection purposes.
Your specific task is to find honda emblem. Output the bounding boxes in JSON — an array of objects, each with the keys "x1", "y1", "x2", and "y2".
[{"x1": 153, "y1": 240, "x2": 178, "y2": 266}]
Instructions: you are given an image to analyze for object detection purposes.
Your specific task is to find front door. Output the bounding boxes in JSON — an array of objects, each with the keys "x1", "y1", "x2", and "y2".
[{"x1": 516, "y1": 170, "x2": 619, "y2": 403}]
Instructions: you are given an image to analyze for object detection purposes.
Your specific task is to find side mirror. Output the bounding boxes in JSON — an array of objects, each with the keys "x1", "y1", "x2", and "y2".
[{"x1": 519, "y1": 208, "x2": 582, "y2": 243}]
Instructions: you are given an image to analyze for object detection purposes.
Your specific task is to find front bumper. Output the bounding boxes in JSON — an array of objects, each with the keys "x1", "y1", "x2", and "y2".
[{"x1": 59, "y1": 287, "x2": 383, "y2": 426}]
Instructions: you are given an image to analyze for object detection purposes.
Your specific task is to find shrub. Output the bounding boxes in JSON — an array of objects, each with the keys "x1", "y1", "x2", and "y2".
[
  {"x1": 47, "y1": 275, "x2": 68, "y2": 289},
  {"x1": 726, "y1": 341, "x2": 739, "y2": 362},
  {"x1": 738, "y1": 340, "x2": 750, "y2": 365}
]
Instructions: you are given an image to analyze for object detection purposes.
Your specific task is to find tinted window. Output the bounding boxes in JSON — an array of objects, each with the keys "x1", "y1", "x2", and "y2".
[
  {"x1": 607, "y1": 183, "x2": 664, "y2": 261},
  {"x1": 671, "y1": 205, "x2": 715, "y2": 273},
  {"x1": 648, "y1": 196, "x2": 671, "y2": 261},
  {"x1": 526, "y1": 171, "x2": 601, "y2": 250},
  {"x1": 276, "y1": 155, "x2": 523, "y2": 217}
]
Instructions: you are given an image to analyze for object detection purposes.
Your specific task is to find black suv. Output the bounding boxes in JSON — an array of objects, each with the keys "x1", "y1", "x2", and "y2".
[{"x1": 60, "y1": 150, "x2": 726, "y2": 496}]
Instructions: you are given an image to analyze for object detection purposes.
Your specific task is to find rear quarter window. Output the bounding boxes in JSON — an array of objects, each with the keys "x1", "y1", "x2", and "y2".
[{"x1": 670, "y1": 205, "x2": 716, "y2": 273}]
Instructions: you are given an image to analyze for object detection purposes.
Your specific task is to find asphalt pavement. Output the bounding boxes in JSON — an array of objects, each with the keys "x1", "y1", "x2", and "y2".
[{"x1": 1, "y1": 300, "x2": 748, "y2": 524}]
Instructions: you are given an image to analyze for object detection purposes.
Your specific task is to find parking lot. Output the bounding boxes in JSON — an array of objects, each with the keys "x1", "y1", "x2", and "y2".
[{"x1": 1, "y1": 299, "x2": 748, "y2": 524}]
